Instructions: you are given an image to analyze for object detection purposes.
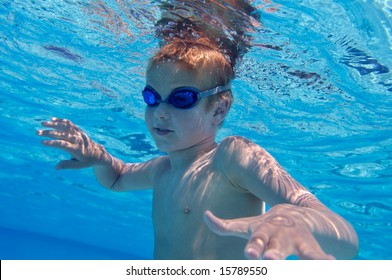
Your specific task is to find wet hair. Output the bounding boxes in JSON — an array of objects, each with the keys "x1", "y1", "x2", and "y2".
[
  {"x1": 147, "y1": 38, "x2": 234, "y2": 112},
  {"x1": 154, "y1": 0, "x2": 259, "y2": 70}
]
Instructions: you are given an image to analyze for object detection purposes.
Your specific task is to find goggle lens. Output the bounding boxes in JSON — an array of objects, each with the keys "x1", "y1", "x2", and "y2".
[
  {"x1": 142, "y1": 88, "x2": 160, "y2": 106},
  {"x1": 168, "y1": 90, "x2": 198, "y2": 109},
  {"x1": 142, "y1": 87, "x2": 199, "y2": 109}
]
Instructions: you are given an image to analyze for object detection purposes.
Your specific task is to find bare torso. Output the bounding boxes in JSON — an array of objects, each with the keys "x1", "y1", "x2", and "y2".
[{"x1": 152, "y1": 147, "x2": 262, "y2": 259}]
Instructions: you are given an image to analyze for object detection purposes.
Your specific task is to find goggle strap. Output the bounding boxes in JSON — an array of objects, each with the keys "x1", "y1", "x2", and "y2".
[{"x1": 198, "y1": 83, "x2": 231, "y2": 99}]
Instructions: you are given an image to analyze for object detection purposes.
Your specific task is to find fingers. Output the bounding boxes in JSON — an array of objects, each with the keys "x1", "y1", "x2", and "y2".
[
  {"x1": 37, "y1": 117, "x2": 83, "y2": 164},
  {"x1": 262, "y1": 238, "x2": 286, "y2": 260},
  {"x1": 203, "y1": 211, "x2": 268, "y2": 259},
  {"x1": 246, "y1": 233, "x2": 333, "y2": 260},
  {"x1": 204, "y1": 211, "x2": 280, "y2": 260},
  {"x1": 37, "y1": 129, "x2": 78, "y2": 143},
  {"x1": 41, "y1": 117, "x2": 78, "y2": 130},
  {"x1": 245, "y1": 235, "x2": 268, "y2": 260},
  {"x1": 203, "y1": 210, "x2": 250, "y2": 238},
  {"x1": 40, "y1": 139, "x2": 76, "y2": 150},
  {"x1": 37, "y1": 117, "x2": 82, "y2": 150}
]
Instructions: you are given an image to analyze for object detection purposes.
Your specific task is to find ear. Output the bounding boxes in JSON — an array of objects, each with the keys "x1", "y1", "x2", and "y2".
[{"x1": 211, "y1": 98, "x2": 229, "y2": 126}]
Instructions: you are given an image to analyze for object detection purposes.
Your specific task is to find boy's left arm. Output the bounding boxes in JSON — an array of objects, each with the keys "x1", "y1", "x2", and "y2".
[{"x1": 205, "y1": 136, "x2": 359, "y2": 260}]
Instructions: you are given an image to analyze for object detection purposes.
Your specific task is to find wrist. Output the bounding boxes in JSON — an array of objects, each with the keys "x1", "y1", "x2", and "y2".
[
  {"x1": 94, "y1": 144, "x2": 113, "y2": 166},
  {"x1": 96, "y1": 145, "x2": 124, "y2": 172}
]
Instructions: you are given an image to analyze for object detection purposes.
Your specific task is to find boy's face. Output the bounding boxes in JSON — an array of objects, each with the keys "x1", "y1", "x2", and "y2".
[{"x1": 144, "y1": 61, "x2": 218, "y2": 153}]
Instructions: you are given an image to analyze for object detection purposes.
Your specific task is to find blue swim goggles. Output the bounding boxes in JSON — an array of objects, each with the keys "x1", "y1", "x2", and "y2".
[{"x1": 142, "y1": 84, "x2": 231, "y2": 109}]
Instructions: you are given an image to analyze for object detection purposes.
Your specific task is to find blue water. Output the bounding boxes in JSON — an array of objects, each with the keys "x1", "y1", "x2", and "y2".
[{"x1": 0, "y1": 0, "x2": 391, "y2": 260}]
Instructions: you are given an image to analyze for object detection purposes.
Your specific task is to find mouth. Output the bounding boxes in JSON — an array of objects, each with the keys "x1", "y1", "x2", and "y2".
[{"x1": 154, "y1": 127, "x2": 173, "y2": 136}]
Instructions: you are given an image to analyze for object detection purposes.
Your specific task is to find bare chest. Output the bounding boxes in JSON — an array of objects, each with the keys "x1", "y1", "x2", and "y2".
[
  {"x1": 151, "y1": 162, "x2": 261, "y2": 259},
  {"x1": 153, "y1": 165, "x2": 219, "y2": 224}
]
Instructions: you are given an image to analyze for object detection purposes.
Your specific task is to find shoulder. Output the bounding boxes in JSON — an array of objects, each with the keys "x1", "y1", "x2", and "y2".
[
  {"x1": 214, "y1": 136, "x2": 253, "y2": 166},
  {"x1": 218, "y1": 135, "x2": 254, "y2": 147},
  {"x1": 214, "y1": 136, "x2": 273, "y2": 171},
  {"x1": 131, "y1": 155, "x2": 170, "y2": 180},
  {"x1": 216, "y1": 136, "x2": 266, "y2": 158},
  {"x1": 142, "y1": 155, "x2": 170, "y2": 186},
  {"x1": 148, "y1": 155, "x2": 170, "y2": 173}
]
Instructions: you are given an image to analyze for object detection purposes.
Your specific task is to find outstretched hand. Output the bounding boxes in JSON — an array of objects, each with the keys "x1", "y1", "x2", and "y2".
[
  {"x1": 37, "y1": 117, "x2": 106, "y2": 170},
  {"x1": 204, "y1": 204, "x2": 335, "y2": 260}
]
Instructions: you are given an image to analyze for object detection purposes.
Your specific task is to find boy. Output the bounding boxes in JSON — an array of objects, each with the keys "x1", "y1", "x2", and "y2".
[{"x1": 37, "y1": 39, "x2": 358, "y2": 260}]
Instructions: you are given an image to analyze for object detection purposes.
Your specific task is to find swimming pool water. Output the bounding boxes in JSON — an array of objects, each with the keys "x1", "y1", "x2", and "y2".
[{"x1": 0, "y1": 0, "x2": 391, "y2": 260}]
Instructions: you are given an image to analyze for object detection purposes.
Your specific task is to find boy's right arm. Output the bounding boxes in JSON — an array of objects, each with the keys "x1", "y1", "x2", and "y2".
[{"x1": 37, "y1": 117, "x2": 158, "y2": 191}]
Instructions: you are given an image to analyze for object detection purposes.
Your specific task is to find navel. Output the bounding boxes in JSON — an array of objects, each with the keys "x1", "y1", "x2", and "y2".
[{"x1": 183, "y1": 207, "x2": 191, "y2": 214}]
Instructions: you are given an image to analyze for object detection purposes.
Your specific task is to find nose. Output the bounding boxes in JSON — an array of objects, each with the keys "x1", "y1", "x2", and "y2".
[{"x1": 153, "y1": 103, "x2": 170, "y2": 120}]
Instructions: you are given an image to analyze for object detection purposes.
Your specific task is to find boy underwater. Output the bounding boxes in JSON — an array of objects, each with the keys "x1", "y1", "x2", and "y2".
[{"x1": 37, "y1": 38, "x2": 358, "y2": 260}]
